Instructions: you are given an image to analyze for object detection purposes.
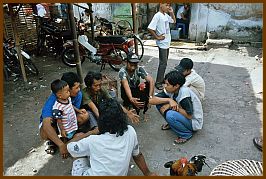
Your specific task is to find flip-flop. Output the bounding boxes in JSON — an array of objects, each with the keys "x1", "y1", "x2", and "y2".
[
  {"x1": 161, "y1": 123, "x2": 171, "y2": 130},
  {"x1": 253, "y1": 137, "x2": 262, "y2": 151},
  {"x1": 45, "y1": 140, "x2": 57, "y2": 154},
  {"x1": 174, "y1": 137, "x2": 189, "y2": 144}
]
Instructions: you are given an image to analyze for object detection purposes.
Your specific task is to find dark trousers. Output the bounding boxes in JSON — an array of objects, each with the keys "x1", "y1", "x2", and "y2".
[
  {"x1": 121, "y1": 81, "x2": 150, "y2": 114},
  {"x1": 156, "y1": 48, "x2": 169, "y2": 84}
]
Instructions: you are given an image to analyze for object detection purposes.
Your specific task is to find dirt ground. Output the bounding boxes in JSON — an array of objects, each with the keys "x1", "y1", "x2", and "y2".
[{"x1": 3, "y1": 43, "x2": 263, "y2": 176}]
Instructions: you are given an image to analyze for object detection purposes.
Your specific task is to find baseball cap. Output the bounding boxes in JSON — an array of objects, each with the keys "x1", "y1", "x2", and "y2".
[{"x1": 127, "y1": 53, "x2": 140, "y2": 63}]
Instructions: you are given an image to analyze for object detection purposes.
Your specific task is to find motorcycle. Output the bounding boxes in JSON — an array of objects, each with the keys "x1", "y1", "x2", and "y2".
[
  {"x1": 61, "y1": 21, "x2": 144, "y2": 72},
  {"x1": 35, "y1": 15, "x2": 72, "y2": 57},
  {"x1": 3, "y1": 38, "x2": 39, "y2": 80}
]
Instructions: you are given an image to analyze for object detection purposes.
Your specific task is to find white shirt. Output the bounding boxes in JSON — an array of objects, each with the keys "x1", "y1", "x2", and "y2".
[
  {"x1": 148, "y1": 11, "x2": 174, "y2": 49},
  {"x1": 184, "y1": 69, "x2": 205, "y2": 101},
  {"x1": 36, "y1": 4, "x2": 47, "y2": 17},
  {"x1": 164, "y1": 86, "x2": 203, "y2": 130},
  {"x1": 176, "y1": 6, "x2": 185, "y2": 19},
  {"x1": 67, "y1": 125, "x2": 140, "y2": 176}
]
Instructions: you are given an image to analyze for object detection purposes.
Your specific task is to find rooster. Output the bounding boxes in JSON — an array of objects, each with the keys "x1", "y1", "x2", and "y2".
[
  {"x1": 164, "y1": 155, "x2": 210, "y2": 176},
  {"x1": 134, "y1": 81, "x2": 150, "y2": 116}
]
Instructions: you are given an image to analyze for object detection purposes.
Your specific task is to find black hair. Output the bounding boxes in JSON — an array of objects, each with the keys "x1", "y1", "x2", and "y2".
[
  {"x1": 98, "y1": 98, "x2": 128, "y2": 137},
  {"x1": 61, "y1": 72, "x2": 80, "y2": 89},
  {"x1": 84, "y1": 71, "x2": 102, "y2": 88},
  {"x1": 51, "y1": 79, "x2": 68, "y2": 94},
  {"x1": 164, "y1": 70, "x2": 186, "y2": 87},
  {"x1": 179, "y1": 58, "x2": 193, "y2": 70}
]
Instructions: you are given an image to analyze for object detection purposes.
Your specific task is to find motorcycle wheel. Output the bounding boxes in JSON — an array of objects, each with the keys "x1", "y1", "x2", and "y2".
[
  {"x1": 61, "y1": 47, "x2": 85, "y2": 67},
  {"x1": 36, "y1": 35, "x2": 45, "y2": 56},
  {"x1": 24, "y1": 58, "x2": 39, "y2": 76},
  {"x1": 108, "y1": 48, "x2": 128, "y2": 72},
  {"x1": 131, "y1": 35, "x2": 144, "y2": 61},
  {"x1": 115, "y1": 20, "x2": 133, "y2": 36}
]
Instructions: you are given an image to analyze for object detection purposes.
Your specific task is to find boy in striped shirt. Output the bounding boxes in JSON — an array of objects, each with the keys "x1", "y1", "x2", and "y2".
[{"x1": 51, "y1": 79, "x2": 81, "y2": 140}]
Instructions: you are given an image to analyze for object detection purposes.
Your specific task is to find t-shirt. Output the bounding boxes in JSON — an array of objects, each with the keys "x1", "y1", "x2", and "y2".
[
  {"x1": 148, "y1": 11, "x2": 174, "y2": 49},
  {"x1": 52, "y1": 97, "x2": 78, "y2": 135},
  {"x1": 176, "y1": 6, "x2": 185, "y2": 19},
  {"x1": 81, "y1": 87, "x2": 111, "y2": 109},
  {"x1": 67, "y1": 125, "x2": 140, "y2": 176},
  {"x1": 184, "y1": 69, "x2": 205, "y2": 101},
  {"x1": 40, "y1": 91, "x2": 82, "y2": 124},
  {"x1": 163, "y1": 86, "x2": 203, "y2": 130},
  {"x1": 118, "y1": 66, "x2": 148, "y2": 88}
]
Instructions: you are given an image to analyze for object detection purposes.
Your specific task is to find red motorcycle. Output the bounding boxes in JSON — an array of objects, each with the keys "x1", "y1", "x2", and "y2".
[{"x1": 61, "y1": 23, "x2": 144, "y2": 71}]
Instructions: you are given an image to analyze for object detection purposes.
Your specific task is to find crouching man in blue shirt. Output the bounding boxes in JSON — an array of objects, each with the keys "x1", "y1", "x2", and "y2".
[{"x1": 39, "y1": 72, "x2": 98, "y2": 159}]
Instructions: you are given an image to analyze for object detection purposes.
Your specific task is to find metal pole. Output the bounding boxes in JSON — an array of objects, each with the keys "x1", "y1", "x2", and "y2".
[
  {"x1": 131, "y1": 3, "x2": 139, "y2": 55},
  {"x1": 67, "y1": 4, "x2": 84, "y2": 87},
  {"x1": 9, "y1": 4, "x2": 27, "y2": 82}
]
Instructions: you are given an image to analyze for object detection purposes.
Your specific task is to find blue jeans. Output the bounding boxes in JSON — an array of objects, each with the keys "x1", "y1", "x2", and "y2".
[{"x1": 156, "y1": 104, "x2": 193, "y2": 139}]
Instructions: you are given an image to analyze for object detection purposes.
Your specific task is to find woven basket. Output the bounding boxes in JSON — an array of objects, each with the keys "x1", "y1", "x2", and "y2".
[{"x1": 209, "y1": 159, "x2": 263, "y2": 176}]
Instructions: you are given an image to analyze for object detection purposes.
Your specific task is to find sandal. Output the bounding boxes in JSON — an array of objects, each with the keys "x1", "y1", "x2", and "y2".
[
  {"x1": 45, "y1": 140, "x2": 57, "y2": 154},
  {"x1": 174, "y1": 137, "x2": 189, "y2": 144},
  {"x1": 161, "y1": 123, "x2": 171, "y2": 130},
  {"x1": 253, "y1": 137, "x2": 263, "y2": 151}
]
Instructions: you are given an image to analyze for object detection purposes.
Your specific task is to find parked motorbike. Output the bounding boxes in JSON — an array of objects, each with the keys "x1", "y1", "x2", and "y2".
[
  {"x1": 61, "y1": 21, "x2": 144, "y2": 72},
  {"x1": 94, "y1": 16, "x2": 133, "y2": 36},
  {"x1": 35, "y1": 15, "x2": 72, "y2": 57},
  {"x1": 3, "y1": 38, "x2": 39, "y2": 80}
]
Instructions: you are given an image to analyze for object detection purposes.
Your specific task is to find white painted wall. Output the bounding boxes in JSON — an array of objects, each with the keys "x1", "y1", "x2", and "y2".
[{"x1": 189, "y1": 3, "x2": 263, "y2": 42}]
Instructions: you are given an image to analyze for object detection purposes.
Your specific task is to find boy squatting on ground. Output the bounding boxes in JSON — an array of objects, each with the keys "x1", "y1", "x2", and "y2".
[
  {"x1": 118, "y1": 53, "x2": 154, "y2": 118},
  {"x1": 39, "y1": 72, "x2": 95, "y2": 159},
  {"x1": 174, "y1": 58, "x2": 205, "y2": 102},
  {"x1": 149, "y1": 70, "x2": 203, "y2": 144},
  {"x1": 81, "y1": 71, "x2": 140, "y2": 125},
  {"x1": 148, "y1": 3, "x2": 176, "y2": 90}
]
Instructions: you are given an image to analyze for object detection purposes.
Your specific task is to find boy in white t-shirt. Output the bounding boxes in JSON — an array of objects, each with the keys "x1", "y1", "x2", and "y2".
[
  {"x1": 174, "y1": 58, "x2": 205, "y2": 102},
  {"x1": 148, "y1": 3, "x2": 176, "y2": 90}
]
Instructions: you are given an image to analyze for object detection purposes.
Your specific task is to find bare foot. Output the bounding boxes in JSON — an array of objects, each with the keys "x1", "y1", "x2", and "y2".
[{"x1": 143, "y1": 113, "x2": 150, "y2": 122}]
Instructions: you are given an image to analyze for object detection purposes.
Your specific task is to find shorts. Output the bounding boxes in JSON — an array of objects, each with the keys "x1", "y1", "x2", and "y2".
[
  {"x1": 72, "y1": 158, "x2": 90, "y2": 176},
  {"x1": 67, "y1": 130, "x2": 76, "y2": 139}
]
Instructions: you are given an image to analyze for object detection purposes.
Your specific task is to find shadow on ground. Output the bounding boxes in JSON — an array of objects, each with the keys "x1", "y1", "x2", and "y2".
[{"x1": 3, "y1": 51, "x2": 262, "y2": 176}]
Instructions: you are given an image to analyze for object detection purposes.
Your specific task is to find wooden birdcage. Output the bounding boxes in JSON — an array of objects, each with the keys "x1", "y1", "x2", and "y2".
[
  {"x1": 209, "y1": 159, "x2": 263, "y2": 176},
  {"x1": 3, "y1": 4, "x2": 38, "y2": 52}
]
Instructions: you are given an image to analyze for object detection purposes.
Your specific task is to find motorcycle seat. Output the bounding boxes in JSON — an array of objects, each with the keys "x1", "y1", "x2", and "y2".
[{"x1": 95, "y1": 36, "x2": 127, "y2": 44}]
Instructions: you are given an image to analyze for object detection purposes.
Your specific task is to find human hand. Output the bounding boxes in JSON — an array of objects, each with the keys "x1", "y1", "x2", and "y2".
[
  {"x1": 127, "y1": 109, "x2": 140, "y2": 124},
  {"x1": 58, "y1": 143, "x2": 69, "y2": 159},
  {"x1": 61, "y1": 130, "x2": 67, "y2": 138},
  {"x1": 169, "y1": 99, "x2": 178, "y2": 111},
  {"x1": 159, "y1": 104, "x2": 171, "y2": 114},
  {"x1": 168, "y1": 6, "x2": 174, "y2": 13},
  {"x1": 157, "y1": 34, "x2": 165, "y2": 40},
  {"x1": 147, "y1": 172, "x2": 159, "y2": 176},
  {"x1": 78, "y1": 109, "x2": 87, "y2": 114},
  {"x1": 130, "y1": 97, "x2": 145, "y2": 109}
]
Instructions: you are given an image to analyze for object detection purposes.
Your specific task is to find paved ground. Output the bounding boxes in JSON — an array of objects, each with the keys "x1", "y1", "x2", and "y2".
[{"x1": 3, "y1": 43, "x2": 263, "y2": 176}]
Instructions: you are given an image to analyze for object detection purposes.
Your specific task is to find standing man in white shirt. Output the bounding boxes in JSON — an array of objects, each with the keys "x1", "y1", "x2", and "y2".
[{"x1": 148, "y1": 3, "x2": 176, "y2": 90}]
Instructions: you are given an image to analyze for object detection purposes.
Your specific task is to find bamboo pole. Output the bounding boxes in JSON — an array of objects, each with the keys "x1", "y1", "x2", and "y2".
[
  {"x1": 9, "y1": 4, "x2": 27, "y2": 82},
  {"x1": 131, "y1": 3, "x2": 139, "y2": 56},
  {"x1": 67, "y1": 4, "x2": 84, "y2": 88}
]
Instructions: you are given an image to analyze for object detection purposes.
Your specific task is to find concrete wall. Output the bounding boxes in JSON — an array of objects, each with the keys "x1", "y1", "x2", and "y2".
[
  {"x1": 189, "y1": 3, "x2": 263, "y2": 42},
  {"x1": 92, "y1": 3, "x2": 112, "y2": 21}
]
